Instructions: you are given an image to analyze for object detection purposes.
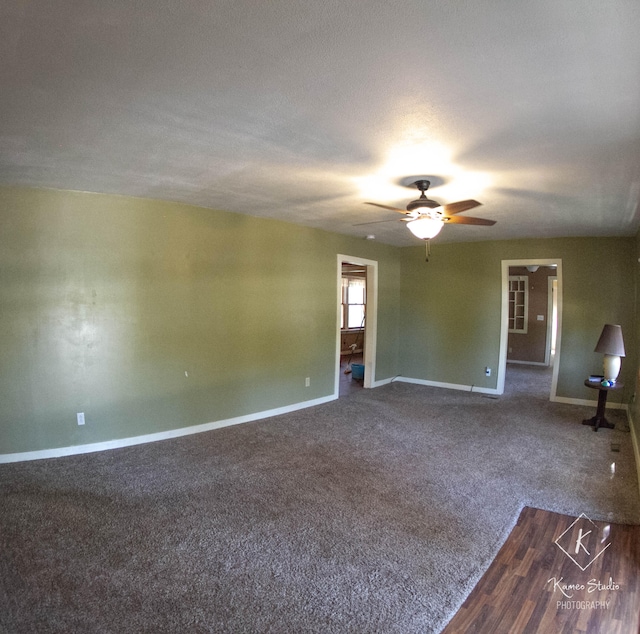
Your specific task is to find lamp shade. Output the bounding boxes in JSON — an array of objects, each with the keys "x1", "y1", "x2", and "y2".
[
  {"x1": 594, "y1": 324, "x2": 625, "y2": 357},
  {"x1": 406, "y1": 217, "x2": 444, "y2": 240}
]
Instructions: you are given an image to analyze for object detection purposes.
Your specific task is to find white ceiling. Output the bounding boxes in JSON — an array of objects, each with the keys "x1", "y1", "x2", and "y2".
[{"x1": 2, "y1": 1, "x2": 640, "y2": 246}]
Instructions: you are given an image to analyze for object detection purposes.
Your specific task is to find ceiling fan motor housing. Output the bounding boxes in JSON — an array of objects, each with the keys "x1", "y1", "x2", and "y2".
[
  {"x1": 407, "y1": 197, "x2": 440, "y2": 211},
  {"x1": 406, "y1": 179, "x2": 440, "y2": 212}
]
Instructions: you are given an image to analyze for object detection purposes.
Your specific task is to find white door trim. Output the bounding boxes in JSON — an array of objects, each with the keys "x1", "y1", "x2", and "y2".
[{"x1": 545, "y1": 276, "x2": 558, "y2": 366}]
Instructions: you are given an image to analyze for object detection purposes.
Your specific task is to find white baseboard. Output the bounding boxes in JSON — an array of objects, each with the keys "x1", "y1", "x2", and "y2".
[
  {"x1": 4, "y1": 383, "x2": 634, "y2": 465},
  {"x1": 507, "y1": 360, "x2": 548, "y2": 367},
  {"x1": 394, "y1": 376, "x2": 500, "y2": 395},
  {"x1": 371, "y1": 376, "x2": 396, "y2": 388},
  {"x1": 0, "y1": 393, "x2": 338, "y2": 464},
  {"x1": 552, "y1": 395, "x2": 628, "y2": 411},
  {"x1": 628, "y1": 410, "x2": 640, "y2": 502},
  {"x1": 393, "y1": 376, "x2": 629, "y2": 406}
]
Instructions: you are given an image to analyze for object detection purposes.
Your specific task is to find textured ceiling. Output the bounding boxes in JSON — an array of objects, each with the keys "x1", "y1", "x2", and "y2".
[{"x1": 2, "y1": 1, "x2": 640, "y2": 246}]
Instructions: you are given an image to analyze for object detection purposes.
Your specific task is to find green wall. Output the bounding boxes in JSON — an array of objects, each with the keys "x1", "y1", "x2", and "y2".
[
  {"x1": 400, "y1": 240, "x2": 502, "y2": 390},
  {"x1": 0, "y1": 187, "x2": 400, "y2": 454},
  {"x1": 1, "y1": 185, "x2": 637, "y2": 456},
  {"x1": 631, "y1": 231, "x2": 640, "y2": 444},
  {"x1": 399, "y1": 237, "x2": 637, "y2": 401}
]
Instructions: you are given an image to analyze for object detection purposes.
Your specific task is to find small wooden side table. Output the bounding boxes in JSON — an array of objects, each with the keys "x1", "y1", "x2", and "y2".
[{"x1": 582, "y1": 379, "x2": 623, "y2": 432}]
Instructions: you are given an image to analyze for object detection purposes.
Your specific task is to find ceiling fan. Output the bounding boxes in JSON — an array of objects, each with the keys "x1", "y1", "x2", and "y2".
[{"x1": 363, "y1": 179, "x2": 496, "y2": 241}]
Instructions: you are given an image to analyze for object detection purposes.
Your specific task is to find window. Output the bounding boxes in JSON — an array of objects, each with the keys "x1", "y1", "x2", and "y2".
[
  {"x1": 508, "y1": 276, "x2": 528, "y2": 333},
  {"x1": 341, "y1": 276, "x2": 366, "y2": 330}
]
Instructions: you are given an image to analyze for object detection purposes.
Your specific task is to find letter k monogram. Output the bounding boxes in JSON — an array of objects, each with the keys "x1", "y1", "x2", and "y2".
[
  {"x1": 574, "y1": 528, "x2": 591, "y2": 555},
  {"x1": 555, "y1": 513, "x2": 610, "y2": 570}
]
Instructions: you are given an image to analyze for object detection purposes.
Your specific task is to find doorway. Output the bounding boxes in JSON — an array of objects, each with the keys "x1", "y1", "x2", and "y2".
[
  {"x1": 498, "y1": 259, "x2": 562, "y2": 400},
  {"x1": 336, "y1": 255, "x2": 378, "y2": 396}
]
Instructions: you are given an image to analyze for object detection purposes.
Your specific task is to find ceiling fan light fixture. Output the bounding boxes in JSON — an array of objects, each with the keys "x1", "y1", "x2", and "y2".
[
  {"x1": 362, "y1": 177, "x2": 493, "y2": 244},
  {"x1": 406, "y1": 216, "x2": 444, "y2": 240}
]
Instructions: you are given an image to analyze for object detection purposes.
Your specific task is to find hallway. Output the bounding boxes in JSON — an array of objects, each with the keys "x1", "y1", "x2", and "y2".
[
  {"x1": 504, "y1": 362, "x2": 554, "y2": 398},
  {"x1": 339, "y1": 353, "x2": 364, "y2": 397}
]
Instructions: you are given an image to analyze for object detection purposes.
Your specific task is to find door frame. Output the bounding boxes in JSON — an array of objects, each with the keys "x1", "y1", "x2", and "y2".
[
  {"x1": 545, "y1": 276, "x2": 558, "y2": 366},
  {"x1": 498, "y1": 258, "x2": 563, "y2": 400},
  {"x1": 336, "y1": 254, "x2": 378, "y2": 393}
]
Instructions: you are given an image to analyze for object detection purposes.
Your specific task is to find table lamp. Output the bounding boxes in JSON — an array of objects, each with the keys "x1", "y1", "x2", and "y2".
[{"x1": 594, "y1": 324, "x2": 625, "y2": 383}]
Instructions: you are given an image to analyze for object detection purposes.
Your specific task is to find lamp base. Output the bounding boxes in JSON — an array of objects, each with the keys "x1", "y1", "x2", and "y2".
[{"x1": 603, "y1": 354, "x2": 621, "y2": 383}]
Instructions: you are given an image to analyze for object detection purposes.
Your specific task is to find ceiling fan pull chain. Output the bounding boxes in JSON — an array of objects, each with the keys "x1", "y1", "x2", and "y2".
[{"x1": 425, "y1": 239, "x2": 431, "y2": 262}]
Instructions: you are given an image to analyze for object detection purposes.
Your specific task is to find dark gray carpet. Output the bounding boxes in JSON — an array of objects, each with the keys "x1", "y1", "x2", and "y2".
[{"x1": 1, "y1": 365, "x2": 638, "y2": 633}]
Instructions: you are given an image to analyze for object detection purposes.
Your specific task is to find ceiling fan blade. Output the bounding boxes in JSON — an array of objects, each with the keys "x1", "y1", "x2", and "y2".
[
  {"x1": 352, "y1": 219, "x2": 400, "y2": 226},
  {"x1": 444, "y1": 215, "x2": 496, "y2": 226},
  {"x1": 364, "y1": 202, "x2": 410, "y2": 214},
  {"x1": 440, "y1": 199, "x2": 482, "y2": 215}
]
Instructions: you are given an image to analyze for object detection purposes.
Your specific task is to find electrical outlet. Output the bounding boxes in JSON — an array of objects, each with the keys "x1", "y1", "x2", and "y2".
[
  {"x1": 305, "y1": 377, "x2": 310, "y2": 387},
  {"x1": 485, "y1": 367, "x2": 491, "y2": 377},
  {"x1": 77, "y1": 412, "x2": 85, "y2": 426}
]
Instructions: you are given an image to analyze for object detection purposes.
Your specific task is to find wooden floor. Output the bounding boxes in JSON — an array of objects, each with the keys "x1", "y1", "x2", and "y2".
[
  {"x1": 339, "y1": 352, "x2": 364, "y2": 396},
  {"x1": 443, "y1": 506, "x2": 640, "y2": 634}
]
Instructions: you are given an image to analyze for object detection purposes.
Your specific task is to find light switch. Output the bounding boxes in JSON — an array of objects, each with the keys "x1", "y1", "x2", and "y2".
[{"x1": 537, "y1": 315, "x2": 545, "y2": 321}]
